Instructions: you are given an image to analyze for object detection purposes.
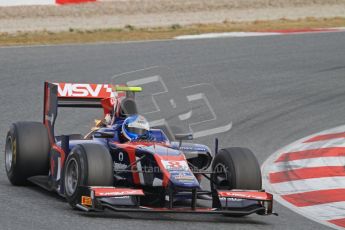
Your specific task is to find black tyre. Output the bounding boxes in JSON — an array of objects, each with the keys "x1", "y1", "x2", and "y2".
[
  {"x1": 5, "y1": 122, "x2": 50, "y2": 185},
  {"x1": 211, "y1": 147, "x2": 262, "y2": 190},
  {"x1": 211, "y1": 147, "x2": 262, "y2": 217},
  {"x1": 63, "y1": 143, "x2": 113, "y2": 208}
]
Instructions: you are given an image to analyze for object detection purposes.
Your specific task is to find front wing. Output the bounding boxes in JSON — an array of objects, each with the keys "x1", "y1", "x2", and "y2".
[{"x1": 75, "y1": 186, "x2": 276, "y2": 216}]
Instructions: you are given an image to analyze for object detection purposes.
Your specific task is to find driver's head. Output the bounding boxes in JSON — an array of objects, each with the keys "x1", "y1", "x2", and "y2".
[{"x1": 122, "y1": 115, "x2": 150, "y2": 141}]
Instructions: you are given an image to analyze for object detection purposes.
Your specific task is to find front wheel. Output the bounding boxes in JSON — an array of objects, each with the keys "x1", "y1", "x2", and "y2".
[
  {"x1": 63, "y1": 143, "x2": 114, "y2": 208},
  {"x1": 211, "y1": 147, "x2": 262, "y2": 217},
  {"x1": 211, "y1": 147, "x2": 262, "y2": 190}
]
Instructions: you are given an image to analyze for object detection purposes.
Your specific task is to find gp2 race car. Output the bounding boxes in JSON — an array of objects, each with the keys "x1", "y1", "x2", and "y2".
[{"x1": 4, "y1": 81, "x2": 276, "y2": 217}]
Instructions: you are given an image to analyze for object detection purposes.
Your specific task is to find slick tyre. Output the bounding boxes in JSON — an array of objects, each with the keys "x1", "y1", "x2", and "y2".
[
  {"x1": 211, "y1": 147, "x2": 262, "y2": 217},
  {"x1": 211, "y1": 147, "x2": 262, "y2": 190},
  {"x1": 5, "y1": 122, "x2": 50, "y2": 185},
  {"x1": 63, "y1": 143, "x2": 113, "y2": 208}
]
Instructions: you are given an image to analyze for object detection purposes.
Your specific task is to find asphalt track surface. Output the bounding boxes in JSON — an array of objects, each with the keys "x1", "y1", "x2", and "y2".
[{"x1": 1, "y1": 31, "x2": 345, "y2": 230}]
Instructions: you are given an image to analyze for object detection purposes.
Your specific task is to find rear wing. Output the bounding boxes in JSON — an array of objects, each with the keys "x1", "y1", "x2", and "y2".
[
  {"x1": 43, "y1": 82, "x2": 141, "y2": 144},
  {"x1": 54, "y1": 82, "x2": 116, "y2": 108}
]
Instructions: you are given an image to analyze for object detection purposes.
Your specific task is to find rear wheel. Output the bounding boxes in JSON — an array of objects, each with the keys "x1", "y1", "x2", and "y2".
[
  {"x1": 5, "y1": 122, "x2": 50, "y2": 185},
  {"x1": 211, "y1": 147, "x2": 262, "y2": 216},
  {"x1": 63, "y1": 143, "x2": 114, "y2": 208}
]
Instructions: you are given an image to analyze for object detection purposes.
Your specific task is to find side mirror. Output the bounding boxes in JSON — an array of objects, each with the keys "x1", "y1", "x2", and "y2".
[
  {"x1": 174, "y1": 133, "x2": 193, "y2": 141},
  {"x1": 174, "y1": 133, "x2": 193, "y2": 147},
  {"x1": 93, "y1": 131, "x2": 115, "y2": 139}
]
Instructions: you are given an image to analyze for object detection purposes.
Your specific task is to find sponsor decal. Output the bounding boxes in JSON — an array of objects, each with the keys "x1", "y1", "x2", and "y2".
[
  {"x1": 128, "y1": 115, "x2": 149, "y2": 130},
  {"x1": 173, "y1": 172, "x2": 195, "y2": 181},
  {"x1": 170, "y1": 171, "x2": 197, "y2": 184},
  {"x1": 219, "y1": 197, "x2": 243, "y2": 201},
  {"x1": 113, "y1": 162, "x2": 128, "y2": 171},
  {"x1": 97, "y1": 191, "x2": 140, "y2": 196},
  {"x1": 179, "y1": 146, "x2": 207, "y2": 152},
  {"x1": 55, "y1": 83, "x2": 114, "y2": 98},
  {"x1": 91, "y1": 187, "x2": 144, "y2": 197},
  {"x1": 161, "y1": 160, "x2": 189, "y2": 171}
]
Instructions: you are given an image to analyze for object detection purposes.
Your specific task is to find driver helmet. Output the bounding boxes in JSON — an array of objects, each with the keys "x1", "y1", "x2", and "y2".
[{"x1": 122, "y1": 115, "x2": 150, "y2": 141}]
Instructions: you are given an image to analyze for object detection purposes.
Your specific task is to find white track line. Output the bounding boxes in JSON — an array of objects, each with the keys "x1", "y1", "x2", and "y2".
[
  {"x1": 174, "y1": 29, "x2": 345, "y2": 40},
  {"x1": 299, "y1": 202, "x2": 345, "y2": 221},
  {"x1": 270, "y1": 157, "x2": 345, "y2": 172},
  {"x1": 270, "y1": 176, "x2": 345, "y2": 195},
  {"x1": 277, "y1": 138, "x2": 345, "y2": 154},
  {"x1": 0, "y1": 0, "x2": 54, "y2": 6},
  {"x1": 175, "y1": 32, "x2": 280, "y2": 40}
]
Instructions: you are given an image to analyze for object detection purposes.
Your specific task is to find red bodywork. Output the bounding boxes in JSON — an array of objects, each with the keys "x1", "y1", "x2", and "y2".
[{"x1": 218, "y1": 190, "x2": 273, "y2": 201}]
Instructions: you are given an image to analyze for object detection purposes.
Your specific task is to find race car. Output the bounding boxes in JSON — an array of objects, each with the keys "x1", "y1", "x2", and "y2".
[{"x1": 4, "y1": 81, "x2": 276, "y2": 217}]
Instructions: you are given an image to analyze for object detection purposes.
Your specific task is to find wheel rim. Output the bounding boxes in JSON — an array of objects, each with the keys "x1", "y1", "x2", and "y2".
[
  {"x1": 5, "y1": 136, "x2": 14, "y2": 172},
  {"x1": 65, "y1": 158, "x2": 79, "y2": 196},
  {"x1": 214, "y1": 163, "x2": 231, "y2": 189}
]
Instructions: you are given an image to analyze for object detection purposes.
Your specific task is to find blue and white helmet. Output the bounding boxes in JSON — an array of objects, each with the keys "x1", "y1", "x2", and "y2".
[{"x1": 122, "y1": 115, "x2": 150, "y2": 141}]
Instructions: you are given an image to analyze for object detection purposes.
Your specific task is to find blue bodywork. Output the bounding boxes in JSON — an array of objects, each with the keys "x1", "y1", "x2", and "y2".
[{"x1": 54, "y1": 123, "x2": 211, "y2": 195}]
